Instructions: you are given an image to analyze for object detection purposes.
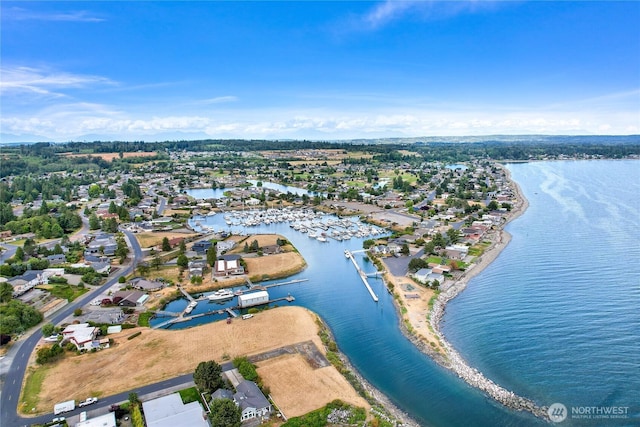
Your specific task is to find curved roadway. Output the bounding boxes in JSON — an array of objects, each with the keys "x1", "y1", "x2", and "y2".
[{"x1": 0, "y1": 230, "x2": 144, "y2": 426}]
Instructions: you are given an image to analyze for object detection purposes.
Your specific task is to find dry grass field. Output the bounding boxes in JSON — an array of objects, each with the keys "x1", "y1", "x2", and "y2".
[
  {"x1": 257, "y1": 354, "x2": 369, "y2": 418},
  {"x1": 134, "y1": 231, "x2": 197, "y2": 249},
  {"x1": 244, "y1": 252, "x2": 306, "y2": 281},
  {"x1": 25, "y1": 307, "x2": 365, "y2": 416},
  {"x1": 63, "y1": 152, "x2": 158, "y2": 161}
]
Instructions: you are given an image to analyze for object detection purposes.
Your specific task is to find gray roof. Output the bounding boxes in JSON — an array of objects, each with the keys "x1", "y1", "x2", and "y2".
[
  {"x1": 142, "y1": 393, "x2": 208, "y2": 427},
  {"x1": 211, "y1": 389, "x2": 234, "y2": 401},
  {"x1": 234, "y1": 380, "x2": 270, "y2": 411}
]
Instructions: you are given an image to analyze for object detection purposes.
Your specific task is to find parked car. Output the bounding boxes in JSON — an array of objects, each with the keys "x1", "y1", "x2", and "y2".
[
  {"x1": 52, "y1": 416, "x2": 65, "y2": 422},
  {"x1": 78, "y1": 397, "x2": 98, "y2": 407}
]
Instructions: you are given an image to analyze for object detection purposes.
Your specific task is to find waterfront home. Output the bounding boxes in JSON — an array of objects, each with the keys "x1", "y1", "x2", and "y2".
[
  {"x1": 234, "y1": 380, "x2": 272, "y2": 422},
  {"x1": 213, "y1": 257, "x2": 245, "y2": 277},
  {"x1": 130, "y1": 278, "x2": 165, "y2": 292},
  {"x1": 216, "y1": 240, "x2": 236, "y2": 254},
  {"x1": 413, "y1": 268, "x2": 432, "y2": 284},
  {"x1": 111, "y1": 290, "x2": 149, "y2": 307}
]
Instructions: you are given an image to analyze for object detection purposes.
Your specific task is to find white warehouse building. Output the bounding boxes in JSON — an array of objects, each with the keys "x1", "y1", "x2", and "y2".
[{"x1": 238, "y1": 291, "x2": 269, "y2": 308}]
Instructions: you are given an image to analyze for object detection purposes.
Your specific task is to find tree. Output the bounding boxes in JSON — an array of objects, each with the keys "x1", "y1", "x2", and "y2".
[
  {"x1": 161, "y1": 237, "x2": 171, "y2": 252},
  {"x1": 431, "y1": 232, "x2": 446, "y2": 248},
  {"x1": 179, "y1": 239, "x2": 186, "y2": 254},
  {"x1": 151, "y1": 254, "x2": 162, "y2": 270},
  {"x1": 400, "y1": 243, "x2": 410, "y2": 256},
  {"x1": 446, "y1": 228, "x2": 461, "y2": 245},
  {"x1": 0, "y1": 282, "x2": 13, "y2": 303},
  {"x1": 176, "y1": 253, "x2": 188, "y2": 269},
  {"x1": 41, "y1": 323, "x2": 55, "y2": 337},
  {"x1": 13, "y1": 247, "x2": 24, "y2": 262},
  {"x1": 206, "y1": 245, "x2": 217, "y2": 267},
  {"x1": 89, "y1": 213, "x2": 100, "y2": 230},
  {"x1": 408, "y1": 258, "x2": 428, "y2": 273},
  {"x1": 209, "y1": 398, "x2": 241, "y2": 427},
  {"x1": 487, "y1": 200, "x2": 499, "y2": 211},
  {"x1": 137, "y1": 263, "x2": 150, "y2": 276},
  {"x1": 193, "y1": 360, "x2": 224, "y2": 393},
  {"x1": 23, "y1": 238, "x2": 37, "y2": 256}
]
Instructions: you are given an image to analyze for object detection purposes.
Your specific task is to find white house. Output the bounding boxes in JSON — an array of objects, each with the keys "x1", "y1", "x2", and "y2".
[{"x1": 61, "y1": 323, "x2": 99, "y2": 351}]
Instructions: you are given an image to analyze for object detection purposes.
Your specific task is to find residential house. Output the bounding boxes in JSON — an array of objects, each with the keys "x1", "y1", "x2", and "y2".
[
  {"x1": 210, "y1": 388, "x2": 234, "y2": 403},
  {"x1": 261, "y1": 244, "x2": 282, "y2": 255},
  {"x1": 78, "y1": 308, "x2": 125, "y2": 325},
  {"x1": 111, "y1": 290, "x2": 149, "y2": 307},
  {"x1": 130, "y1": 278, "x2": 164, "y2": 292},
  {"x1": 76, "y1": 412, "x2": 117, "y2": 427},
  {"x1": 90, "y1": 261, "x2": 111, "y2": 274},
  {"x1": 46, "y1": 254, "x2": 66, "y2": 265},
  {"x1": 8, "y1": 270, "x2": 50, "y2": 297},
  {"x1": 142, "y1": 393, "x2": 208, "y2": 427},
  {"x1": 216, "y1": 240, "x2": 235, "y2": 254},
  {"x1": 61, "y1": 323, "x2": 99, "y2": 351},
  {"x1": 192, "y1": 241, "x2": 212, "y2": 254},
  {"x1": 188, "y1": 260, "x2": 207, "y2": 279},
  {"x1": 412, "y1": 268, "x2": 432, "y2": 284},
  {"x1": 234, "y1": 380, "x2": 272, "y2": 422},
  {"x1": 213, "y1": 257, "x2": 244, "y2": 277},
  {"x1": 85, "y1": 234, "x2": 117, "y2": 257}
]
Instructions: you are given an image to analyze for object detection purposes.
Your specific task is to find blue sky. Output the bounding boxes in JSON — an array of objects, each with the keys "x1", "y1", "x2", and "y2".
[{"x1": 1, "y1": 1, "x2": 639, "y2": 142}]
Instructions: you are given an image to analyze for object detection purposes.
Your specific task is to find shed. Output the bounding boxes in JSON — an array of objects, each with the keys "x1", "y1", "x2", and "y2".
[{"x1": 238, "y1": 291, "x2": 269, "y2": 308}]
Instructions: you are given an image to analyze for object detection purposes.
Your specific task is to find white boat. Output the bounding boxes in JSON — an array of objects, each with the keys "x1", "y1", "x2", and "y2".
[
  {"x1": 208, "y1": 289, "x2": 235, "y2": 302},
  {"x1": 185, "y1": 301, "x2": 198, "y2": 314},
  {"x1": 316, "y1": 236, "x2": 327, "y2": 242}
]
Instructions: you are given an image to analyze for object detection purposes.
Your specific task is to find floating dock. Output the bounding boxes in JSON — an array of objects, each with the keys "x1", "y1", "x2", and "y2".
[
  {"x1": 152, "y1": 296, "x2": 296, "y2": 328},
  {"x1": 344, "y1": 250, "x2": 379, "y2": 302}
]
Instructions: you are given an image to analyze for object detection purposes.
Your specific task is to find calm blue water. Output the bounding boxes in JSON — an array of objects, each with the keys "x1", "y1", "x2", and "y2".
[
  {"x1": 185, "y1": 180, "x2": 321, "y2": 200},
  {"x1": 442, "y1": 160, "x2": 640, "y2": 426},
  {"x1": 164, "y1": 160, "x2": 639, "y2": 426}
]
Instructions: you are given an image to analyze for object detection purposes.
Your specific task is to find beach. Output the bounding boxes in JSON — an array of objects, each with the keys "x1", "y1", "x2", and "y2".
[{"x1": 384, "y1": 165, "x2": 549, "y2": 420}]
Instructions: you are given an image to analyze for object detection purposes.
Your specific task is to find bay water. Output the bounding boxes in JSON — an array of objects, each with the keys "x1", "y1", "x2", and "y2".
[{"x1": 175, "y1": 160, "x2": 638, "y2": 426}]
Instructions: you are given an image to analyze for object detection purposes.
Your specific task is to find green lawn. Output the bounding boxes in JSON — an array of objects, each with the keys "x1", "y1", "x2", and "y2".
[
  {"x1": 20, "y1": 365, "x2": 50, "y2": 413},
  {"x1": 39, "y1": 284, "x2": 88, "y2": 302},
  {"x1": 426, "y1": 256, "x2": 444, "y2": 265},
  {"x1": 178, "y1": 387, "x2": 202, "y2": 405},
  {"x1": 137, "y1": 312, "x2": 153, "y2": 327}
]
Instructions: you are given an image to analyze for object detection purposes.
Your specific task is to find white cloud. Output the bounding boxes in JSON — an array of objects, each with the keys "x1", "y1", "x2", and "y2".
[
  {"x1": 5, "y1": 7, "x2": 105, "y2": 22},
  {"x1": 193, "y1": 96, "x2": 239, "y2": 105},
  {"x1": 0, "y1": 66, "x2": 116, "y2": 98},
  {"x1": 352, "y1": 0, "x2": 500, "y2": 32}
]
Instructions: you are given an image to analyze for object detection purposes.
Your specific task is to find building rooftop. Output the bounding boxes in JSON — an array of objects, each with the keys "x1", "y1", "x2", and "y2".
[{"x1": 142, "y1": 393, "x2": 208, "y2": 427}]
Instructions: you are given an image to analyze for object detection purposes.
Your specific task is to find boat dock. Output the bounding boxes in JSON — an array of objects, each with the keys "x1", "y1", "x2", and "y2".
[
  {"x1": 178, "y1": 286, "x2": 196, "y2": 302},
  {"x1": 152, "y1": 295, "x2": 296, "y2": 329},
  {"x1": 344, "y1": 250, "x2": 379, "y2": 302}
]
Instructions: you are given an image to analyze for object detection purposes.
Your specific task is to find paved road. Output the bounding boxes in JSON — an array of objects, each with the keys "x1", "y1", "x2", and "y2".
[
  {"x1": 0, "y1": 243, "x2": 18, "y2": 264},
  {"x1": 0, "y1": 229, "x2": 143, "y2": 427}
]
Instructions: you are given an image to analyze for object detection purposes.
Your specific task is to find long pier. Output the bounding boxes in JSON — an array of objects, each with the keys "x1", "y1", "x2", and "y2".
[{"x1": 344, "y1": 250, "x2": 379, "y2": 302}]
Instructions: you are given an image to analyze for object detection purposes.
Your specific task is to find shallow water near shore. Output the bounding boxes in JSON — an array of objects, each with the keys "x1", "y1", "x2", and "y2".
[{"x1": 442, "y1": 160, "x2": 640, "y2": 426}]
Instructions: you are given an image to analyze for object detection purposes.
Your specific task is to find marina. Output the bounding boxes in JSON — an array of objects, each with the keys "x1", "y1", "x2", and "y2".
[
  {"x1": 190, "y1": 207, "x2": 385, "y2": 240},
  {"x1": 152, "y1": 295, "x2": 296, "y2": 329}
]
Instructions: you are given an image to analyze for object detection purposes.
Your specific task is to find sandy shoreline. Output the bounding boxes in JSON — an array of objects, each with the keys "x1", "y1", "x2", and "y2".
[{"x1": 387, "y1": 165, "x2": 550, "y2": 421}]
